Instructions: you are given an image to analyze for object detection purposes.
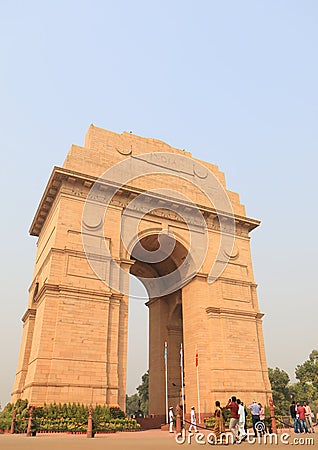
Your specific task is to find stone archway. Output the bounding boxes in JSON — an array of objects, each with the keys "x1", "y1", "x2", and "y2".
[
  {"x1": 11, "y1": 125, "x2": 272, "y2": 417},
  {"x1": 129, "y1": 233, "x2": 188, "y2": 416}
]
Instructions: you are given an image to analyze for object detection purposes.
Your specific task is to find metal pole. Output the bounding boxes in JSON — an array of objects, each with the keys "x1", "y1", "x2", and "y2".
[
  {"x1": 164, "y1": 341, "x2": 168, "y2": 424},
  {"x1": 180, "y1": 343, "x2": 185, "y2": 427},
  {"x1": 196, "y1": 345, "x2": 201, "y2": 424}
]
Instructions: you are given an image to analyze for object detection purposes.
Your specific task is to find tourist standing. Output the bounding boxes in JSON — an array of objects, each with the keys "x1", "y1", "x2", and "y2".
[
  {"x1": 225, "y1": 396, "x2": 239, "y2": 442},
  {"x1": 169, "y1": 406, "x2": 174, "y2": 433},
  {"x1": 290, "y1": 401, "x2": 300, "y2": 433},
  {"x1": 259, "y1": 403, "x2": 266, "y2": 433},
  {"x1": 248, "y1": 400, "x2": 261, "y2": 436},
  {"x1": 241, "y1": 401, "x2": 248, "y2": 433},
  {"x1": 214, "y1": 401, "x2": 225, "y2": 443},
  {"x1": 237, "y1": 399, "x2": 247, "y2": 442},
  {"x1": 297, "y1": 402, "x2": 308, "y2": 433},
  {"x1": 304, "y1": 402, "x2": 315, "y2": 433},
  {"x1": 189, "y1": 406, "x2": 198, "y2": 433}
]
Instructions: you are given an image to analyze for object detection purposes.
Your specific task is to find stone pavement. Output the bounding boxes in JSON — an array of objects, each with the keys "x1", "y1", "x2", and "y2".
[{"x1": 0, "y1": 430, "x2": 316, "y2": 449}]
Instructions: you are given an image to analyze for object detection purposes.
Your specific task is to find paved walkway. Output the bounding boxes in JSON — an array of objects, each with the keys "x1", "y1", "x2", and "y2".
[{"x1": 0, "y1": 429, "x2": 316, "y2": 449}]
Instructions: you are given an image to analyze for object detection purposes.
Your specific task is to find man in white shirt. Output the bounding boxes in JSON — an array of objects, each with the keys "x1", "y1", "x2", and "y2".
[
  {"x1": 189, "y1": 406, "x2": 198, "y2": 433},
  {"x1": 169, "y1": 407, "x2": 174, "y2": 433},
  {"x1": 237, "y1": 399, "x2": 247, "y2": 442}
]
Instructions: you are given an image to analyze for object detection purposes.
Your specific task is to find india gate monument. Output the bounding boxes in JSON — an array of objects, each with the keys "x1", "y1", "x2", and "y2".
[{"x1": 12, "y1": 125, "x2": 271, "y2": 417}]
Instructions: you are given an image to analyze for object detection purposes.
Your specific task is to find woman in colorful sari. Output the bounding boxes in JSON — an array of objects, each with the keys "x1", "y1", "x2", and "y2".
[{"x1": 214, "y1": 401, "x2": 225, "y2": 443}]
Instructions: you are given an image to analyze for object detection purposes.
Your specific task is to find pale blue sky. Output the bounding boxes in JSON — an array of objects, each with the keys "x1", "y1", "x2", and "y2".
[{"x1": 0, "y1": 0, "x2": 317, "y2": 406}]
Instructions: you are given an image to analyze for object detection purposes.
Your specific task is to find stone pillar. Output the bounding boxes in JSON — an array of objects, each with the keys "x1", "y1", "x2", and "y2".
[
  {"x1": 10, "y1": 409, "x2": 17, "y2": 434},
  {"x1": 167, "y1": 326, "x2": 182, "y2": 408},
  {"x1": 182, "y1": 276, "x2": 211, "y2": 415},
  {"x1": 256, "y1": 316, "x2": 273, "y2": 402},
  {"x1": 11, "y1": 310, "x2": 36, "y2": 402},
  {"x1": 106, "y1": 295, "x2": 121, "y2": 406},
  {"x1": 147, "y1": 297, "x2": 169, "y2": 416},
  {"x1": 176, "y1": 405, "x2": 182, "y2": 433},
  {"x1": 166, "y1": 293, "x2": 183, "y2": 410},
  {"x1": 269, "y1": 398, "x2": 277, "y2": 434},
  {"x1": 117, "y1": 294, "x2": 129, "y2": 410},
  {"x1": 26, "y1": 407, "x2": 33, "y2": 437},
  {"x1": 87, "y1": 406, "x2": 93, "y2": 438}
]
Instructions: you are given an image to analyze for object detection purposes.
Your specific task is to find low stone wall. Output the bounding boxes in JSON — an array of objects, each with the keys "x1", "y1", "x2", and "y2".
[{"x1": 136, "y1": 415, "x2": 166, "y2": 430}]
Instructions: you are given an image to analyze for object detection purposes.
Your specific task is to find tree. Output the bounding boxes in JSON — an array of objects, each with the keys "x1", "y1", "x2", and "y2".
[
  {"x1": 291, "y1": 381, "x2": 316, "y2": 405},
  {"x1": 137, "y1": 371, "x2": 149, "y2": 416},
  {"x1": 126, "y1": 371, "x2": 149, "y2": 417},
  {"x1": 125, "y1": 394, "x2": 140, "y2": 417},
  {"x1": 267, "y1": 352, "x2": 318, "y2": 417},
  {"x1": 295, "y1": 350, "x2": 318, "y2": 390},
  {"x1": 268, "y1": 367, "x2": 291, "y2": 415},
  {"x1": 293, "y1": 349, "x2": 318, "y2": 413}
]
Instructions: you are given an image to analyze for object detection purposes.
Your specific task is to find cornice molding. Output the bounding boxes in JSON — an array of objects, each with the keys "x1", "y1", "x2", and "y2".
[
  {"x1": 22, "y1": 308, "x2": 36, "y2": 323},
  {"x1": 32, "y1": 283, "x2": 111, "y2": 307},
  {"x1": 21, "y1": 381, "x2": 118, "y2": 391},
  {"x1": 30, "y1": 166, "x2": 260, "y2": 237},
  {"x1": 206, "y1": 306, "x2": 264, "y2": 320}
]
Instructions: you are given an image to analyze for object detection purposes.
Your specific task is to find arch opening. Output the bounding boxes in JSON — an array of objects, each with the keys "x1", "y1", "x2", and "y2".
[
  {"x1": 128, "y1": 233, "x2": 190, "y2": 417},
  {"x1": 126, "y1": 275, "x2": 149, "y2": 402}
]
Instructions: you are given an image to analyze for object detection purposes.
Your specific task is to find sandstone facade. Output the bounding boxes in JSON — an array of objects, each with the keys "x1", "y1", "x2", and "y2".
[{"x1": 12, "y1": 125, "x2": 272, "y2": 415}]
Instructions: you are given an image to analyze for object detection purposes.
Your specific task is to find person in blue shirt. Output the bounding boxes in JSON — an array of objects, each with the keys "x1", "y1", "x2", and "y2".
[{"x1": 248, "y1": 400, "x2": 261, "y2": 437}]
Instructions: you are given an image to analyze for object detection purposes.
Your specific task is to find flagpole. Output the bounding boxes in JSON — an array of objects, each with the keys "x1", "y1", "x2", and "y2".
[
  {"x1": 196, "y1": 344, "x2": 201, "y2": 424},
  {"x1": 180, "y1": 343, "x2": 185, "y2": 427},
  {"x1": 164, "y1": 341, "x2": 168, "y2": 424}
]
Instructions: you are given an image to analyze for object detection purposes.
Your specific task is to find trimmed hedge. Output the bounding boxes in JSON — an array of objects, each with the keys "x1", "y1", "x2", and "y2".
[{"x1": 0, "y1": 400, "x2": 140, "y2": 433}]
